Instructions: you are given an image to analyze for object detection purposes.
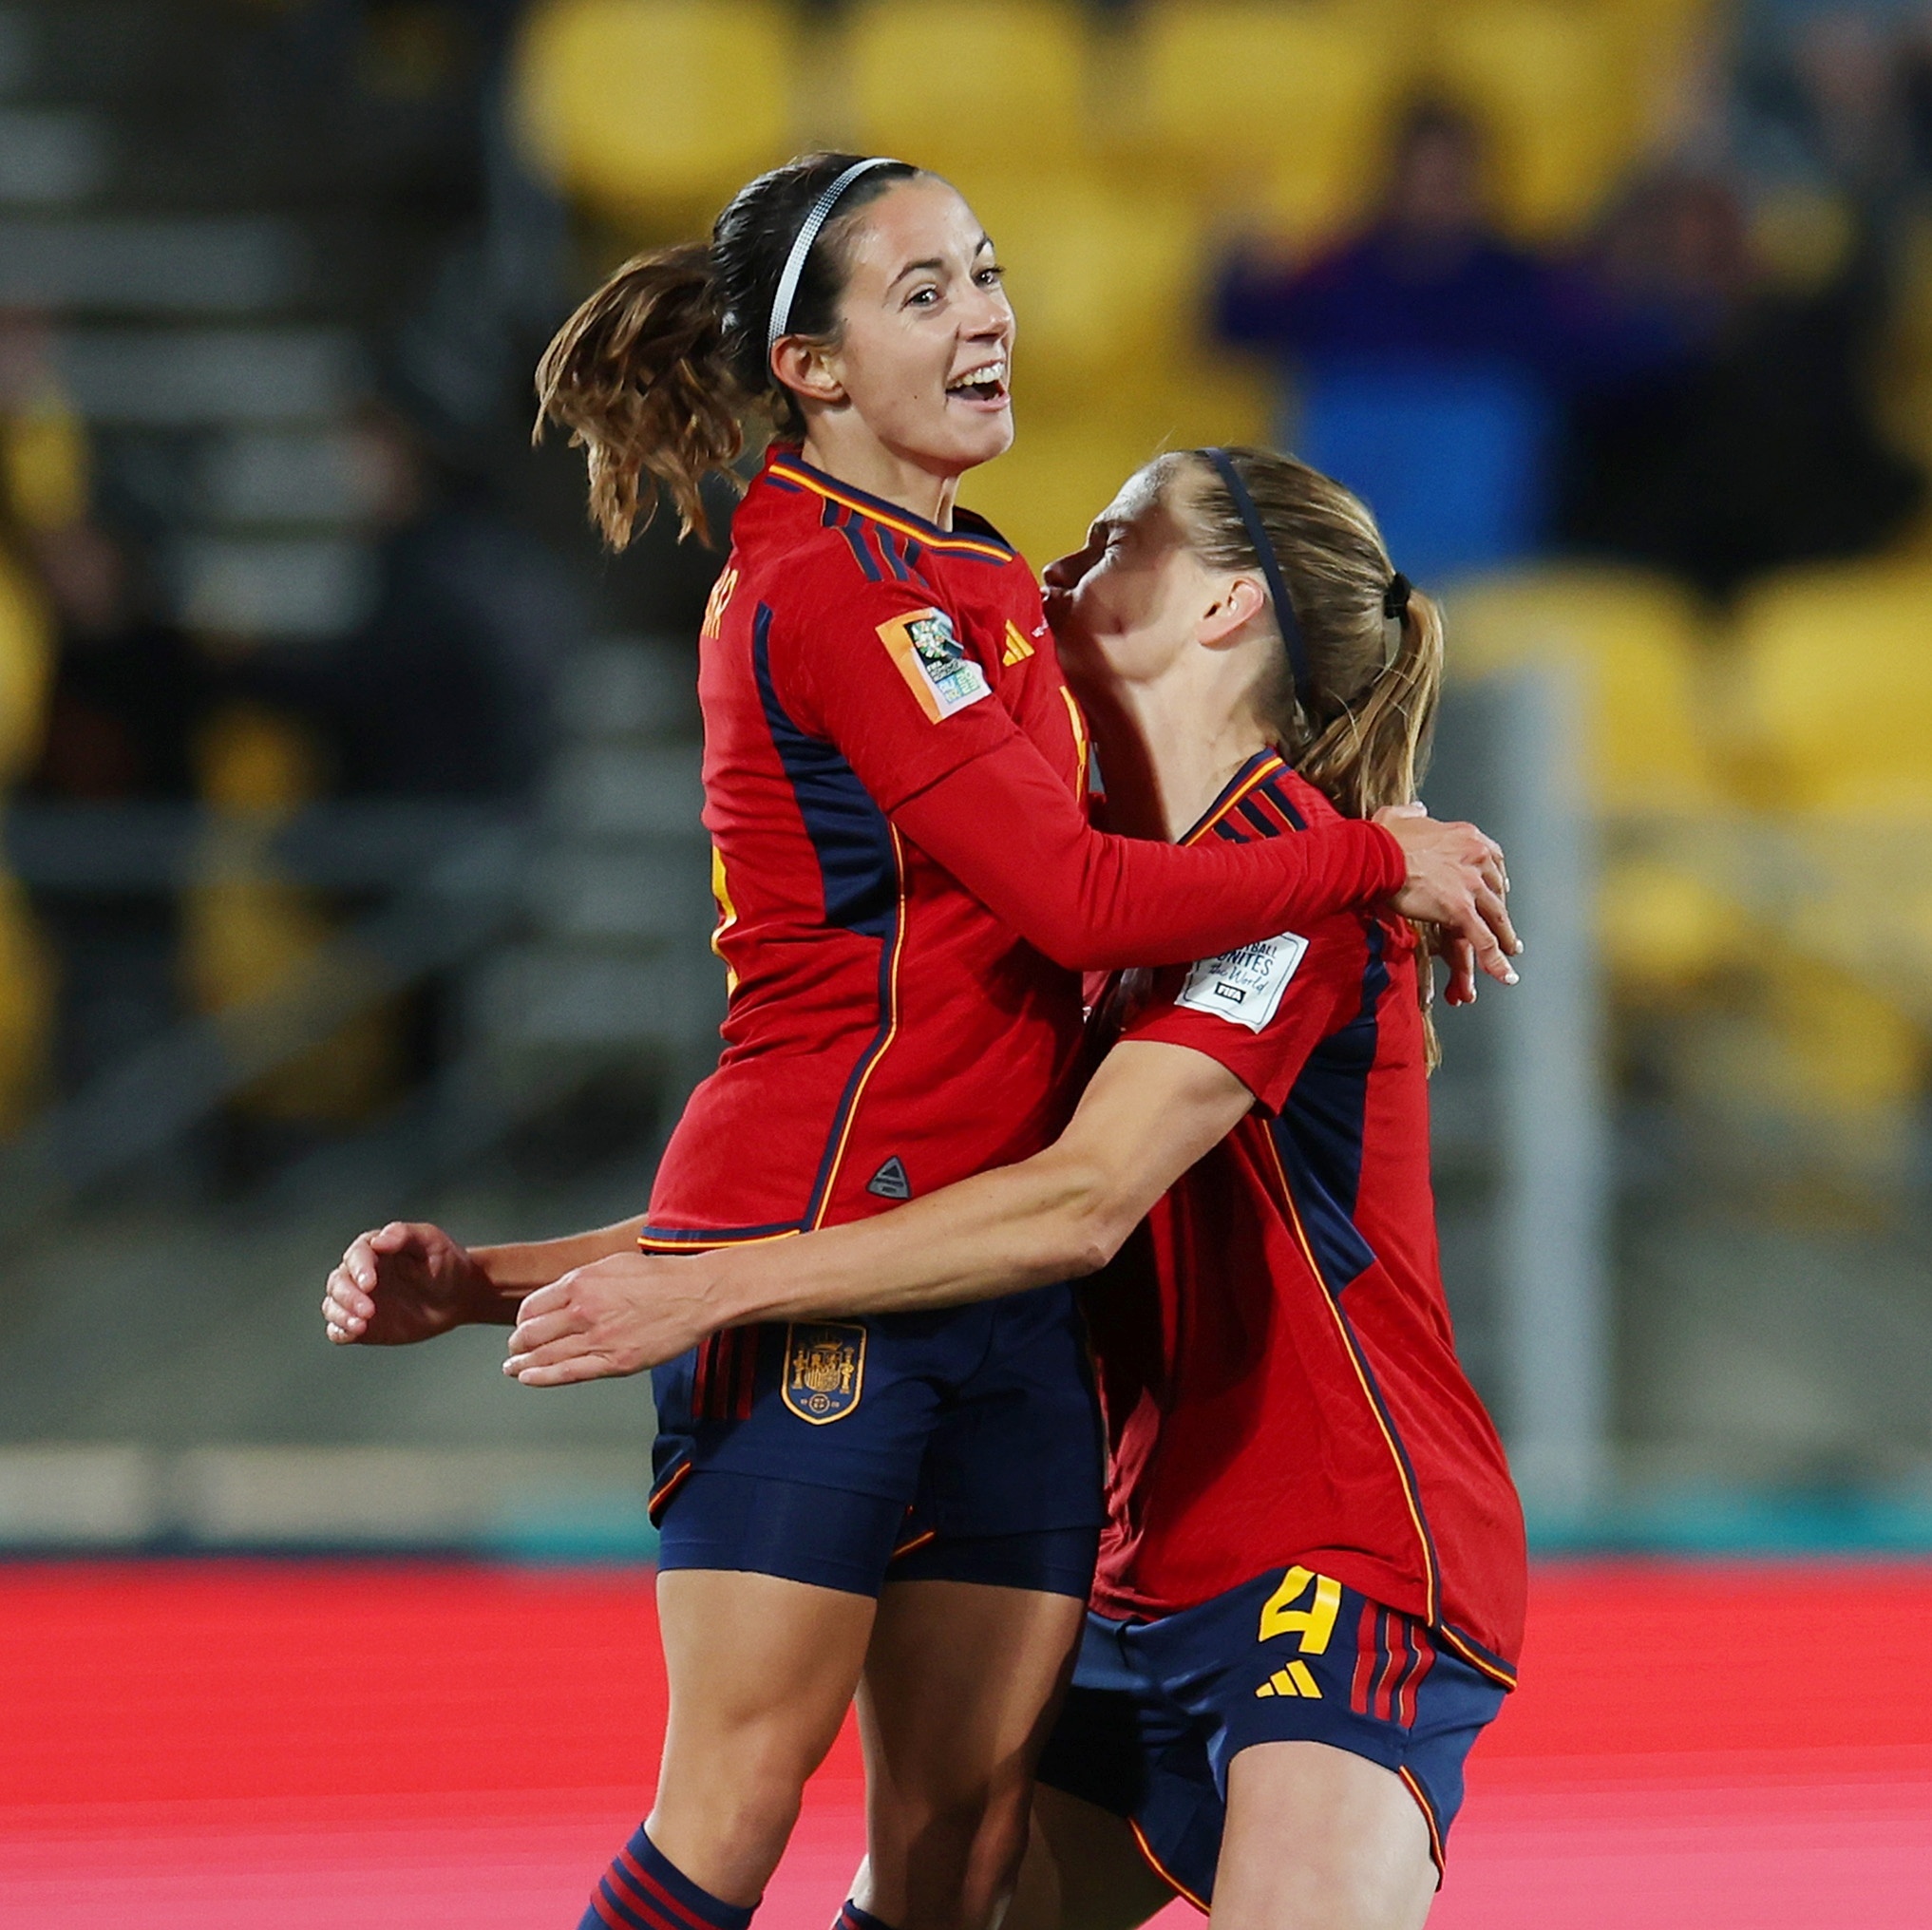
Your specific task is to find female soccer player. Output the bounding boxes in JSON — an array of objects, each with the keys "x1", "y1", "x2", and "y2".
[
  {"x1": 324, "y1": 154, "x2": 1515, "y2": 1930},
  {"x1": 500, "y1": 445, "x2": 1527, "y2": 1929}
]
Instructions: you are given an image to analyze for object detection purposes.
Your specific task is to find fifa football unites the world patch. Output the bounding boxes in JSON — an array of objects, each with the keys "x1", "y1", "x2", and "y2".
[{"x1": 1175, "y1": 931, "x2": 1310, "y2": 1033}]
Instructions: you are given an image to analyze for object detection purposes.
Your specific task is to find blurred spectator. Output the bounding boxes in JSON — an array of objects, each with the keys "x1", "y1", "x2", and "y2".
[
  {"x1": 255, "y1": 405, "x2": 581, "y2": 801},
  {"x1": 1557, "y1": 167, "x2": 1923, "y2": 596},
  {"x1": 27, "y1": 523, "x2": 206, "y2": 804},
  {"x1": 1217, "y1": 102, "x2": 1687, "y2": 583},
  {"x1": 1733, "y1": 1, "x2": 1932, "y2": 198}
]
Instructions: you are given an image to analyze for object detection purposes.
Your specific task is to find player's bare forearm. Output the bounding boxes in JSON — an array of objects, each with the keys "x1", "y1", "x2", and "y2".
[
  {"x1": 503, "y1": 1044, "x2": 1254, "y2": 1386},
  {"x1": 468, "y1": 1219, "x2": 650, "y2": 1318},
  {"x1": 323, "y1": 1215, "x2": 648, "y2": 1346}
]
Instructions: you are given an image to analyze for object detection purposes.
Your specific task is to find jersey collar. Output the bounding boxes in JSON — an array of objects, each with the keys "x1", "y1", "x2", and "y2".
[
  {"x1": 1180, "y1": 750, "x2": 1291, "y2": 846},
  {"x1": 762, "y1": 447, "x2": 1014, "y2": 562}
]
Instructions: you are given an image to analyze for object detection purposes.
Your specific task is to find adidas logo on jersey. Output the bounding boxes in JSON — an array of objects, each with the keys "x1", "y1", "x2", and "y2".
[{"x1": 866, "y1": 1157, "x2": 912, "y2": 1201}]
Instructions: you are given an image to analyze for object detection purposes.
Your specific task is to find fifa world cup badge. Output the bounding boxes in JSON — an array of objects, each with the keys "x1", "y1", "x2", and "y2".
[
  {"x1": 782, "y1": 1321, "x2": 866, "y2": 1424},
  {"x1": 878, "y1": 606, "x2": 992, "y2": 721}
]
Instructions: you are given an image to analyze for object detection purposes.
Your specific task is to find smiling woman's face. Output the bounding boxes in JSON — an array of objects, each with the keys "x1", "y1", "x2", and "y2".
[
  {"x1": 811, "y1": 178, "x2": 1016, "y2": 478},
  {"x1": 1042, "y1": 464, "x2": 1217, "y2": 702}
]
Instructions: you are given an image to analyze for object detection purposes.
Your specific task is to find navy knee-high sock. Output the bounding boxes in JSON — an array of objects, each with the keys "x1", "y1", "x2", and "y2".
[
  {"x1": 831, "y1": 1902, "x2": 895, "y2": 1930},
  {"x1": 579, "y1": 1824, "x2": 756, "y2": 1930}
]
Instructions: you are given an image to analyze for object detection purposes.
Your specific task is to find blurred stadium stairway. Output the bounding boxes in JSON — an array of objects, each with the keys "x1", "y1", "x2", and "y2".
[{"x1": 0, "y1": 1, "x2": 722, "y2": 1549}]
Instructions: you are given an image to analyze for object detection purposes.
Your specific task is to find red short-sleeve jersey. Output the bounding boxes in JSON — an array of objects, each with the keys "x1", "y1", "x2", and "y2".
[
  {"x1": 642, "y1": 450, "x2": 1089, "y2": 1243},
  {"x1": 1086, "y1": 752, "x2": 1527, "y2": 1680}
]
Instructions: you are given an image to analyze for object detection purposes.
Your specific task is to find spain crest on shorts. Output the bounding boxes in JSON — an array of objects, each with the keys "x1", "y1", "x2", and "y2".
[{"x1": 782, "y1": 1321, "x2": 866, "y2": 1425}]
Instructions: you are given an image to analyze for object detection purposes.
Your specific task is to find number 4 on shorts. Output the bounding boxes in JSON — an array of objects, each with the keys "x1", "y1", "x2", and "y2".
[{"x1": 1259, "y1": 1565, "x2": 1342, "y2": 1655}]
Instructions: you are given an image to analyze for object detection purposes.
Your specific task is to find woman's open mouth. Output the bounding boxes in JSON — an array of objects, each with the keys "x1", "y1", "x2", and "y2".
[{"x1": 945, "y1": 357, "x2": 1010, "y2": 408}]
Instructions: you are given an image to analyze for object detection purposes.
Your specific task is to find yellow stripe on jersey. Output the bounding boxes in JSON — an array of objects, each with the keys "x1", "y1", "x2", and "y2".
[{"x1": 710, "y1": 844, "x2": 740, "y2": 993}]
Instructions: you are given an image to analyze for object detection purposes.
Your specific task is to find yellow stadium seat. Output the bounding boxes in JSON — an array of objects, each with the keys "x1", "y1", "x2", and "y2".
[
  {"x1": 0, "y1": 545, "x2": 50, "y2": 785},
  {"x1": 0, "y1": 871, "x2": 52, "y2": 1136},
  {"x1": 958, "y1": 168, "x2": 1206, "y2": 395},
  {"x1": 962, "y1": 416, "x2": 1162, "y2": 571},
  {"x1": 514, "y1": 0, "x2": 798, "y2": 226},
  {"x1": 1730, "y1": 562, "x2": 1932, "y2": 811},
  {"x1": 3, "y1": 392, "x2": 89, "y2": 533},
  {"x1": 184, "y1": 706, "x2": 397, "y2": 1123},
  {"x1": 1127, "y1": 2, "x2": 1406, "y2": 246},
  {"x1": 1674, "y1": 948, "x2": 1928, "y2": 1195},
  {"x1": 0, "y1": 549, "x2": 53, "y2": 1135},
  {"x1": 841, "y1": 1, "x2": 1092, "y2": 177},
  {"x1": 963, "y1": 362, "x2": 1275, "y2": 568},
  {"x1": 1445, "y1": 564, "x2": 1719, "y2": 809},
  {"x1": 1427, "y1": 3, "x2": 1642, "y2": 237},
  {"x1": 1597, "y1": 854, "x2": 1751, "y2": 999}
]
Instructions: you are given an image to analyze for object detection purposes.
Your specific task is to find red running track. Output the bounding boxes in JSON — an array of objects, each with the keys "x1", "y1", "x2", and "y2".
[{"x1": 3, "y1": 1560, "x2": 1930, "y2": 1926}]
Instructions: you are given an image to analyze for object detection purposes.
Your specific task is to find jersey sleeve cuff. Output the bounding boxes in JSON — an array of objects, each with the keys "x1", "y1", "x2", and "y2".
[{"x1": 1362, "y1": 820, "x2": 1407, "y2": 899}]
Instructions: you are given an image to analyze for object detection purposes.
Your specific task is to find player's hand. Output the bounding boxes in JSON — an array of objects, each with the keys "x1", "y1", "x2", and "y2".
[
  {"x1": 504, "y1": 1253, "x2": 720, "y2": 1388},
  {"x1": 1439, "y1": 933, "x2": 1480, "y2": 1008},
  {"x1": 322, "y1": 1221, "x2": 491, "y2": 1347},
  {"x1": 1374, "y1": 804, "x2": 1519, "y2": 989}
]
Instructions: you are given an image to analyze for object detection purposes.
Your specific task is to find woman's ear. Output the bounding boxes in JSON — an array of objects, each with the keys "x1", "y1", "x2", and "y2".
[
  {"x1": 770, "y1": 338, "x2": 847, "y2": 407},
  {"x1": 1199, "y1": 575, "x2": 1268, "y2": 648}
]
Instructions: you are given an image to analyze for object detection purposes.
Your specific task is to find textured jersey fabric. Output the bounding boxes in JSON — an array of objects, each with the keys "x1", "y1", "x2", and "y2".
[
  {"x1": 1086, "y1": 751, "x2": 1526, "y2": 1678},
  {"x1": 643, "y1": 451, "x2": 1407, "y2": 1247}
]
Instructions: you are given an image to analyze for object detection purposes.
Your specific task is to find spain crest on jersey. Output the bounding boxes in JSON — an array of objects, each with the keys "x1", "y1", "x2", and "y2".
[{"x1": 782, "y1": 1321, "x2": 866, "y2": 1425}]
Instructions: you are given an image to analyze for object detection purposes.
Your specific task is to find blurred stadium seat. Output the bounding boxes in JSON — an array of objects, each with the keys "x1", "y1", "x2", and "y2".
[
  {"x1": 962, "y1": 168, "x2": 1203, "y2": 394},
  {"x1": 0, "y1": 544, "x2": 50, "y2": 788},
  {"x1": 183, "y1": 705, "x2": 395, "y2": 1123},
  {"x1": 1127, "y1": 1, "x2": 1403, "y2": 245},
  {"x1": 513, "y1": 0, "x2": 798, "y2": 227},
  {"x1": 1449, "y1": 563, "x2": 1719, "y2": 810},
  {"x1": 1729, "y1": 561, "x2": 1932, "y2": 811},
  {"x1": 842, "y1": 1, "x2": 1092, "y2": 178},
  {"x1": 1673, "y1": 947, "x2": 1929, "y2": 1186},
  {"x1": 0, "y1": 870, "x2": 51, "y2": 1137},
  {"x1": 1428, "y1": 2, "x2": 1642, "y2": 238},
  {"x1": 0, "y1": 544, "x2": 52, "y2": 1135},
  {"x1": 962, "y1": 363, "x2": 1273, "y2": 566},
  {"x1": 1449, "y1": 563, "x2": 1744, "y2": 1001}
]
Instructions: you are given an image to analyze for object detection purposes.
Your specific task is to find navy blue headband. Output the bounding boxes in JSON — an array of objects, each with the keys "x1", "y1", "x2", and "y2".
[{"x1": 1203, "y1": 447, "x2": 1315, "y2": 703}]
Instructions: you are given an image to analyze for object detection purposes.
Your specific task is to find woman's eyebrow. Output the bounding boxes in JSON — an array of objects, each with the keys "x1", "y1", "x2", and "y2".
[{"x1": 885, "y1": 237, "x2": 994, "y2": 293}]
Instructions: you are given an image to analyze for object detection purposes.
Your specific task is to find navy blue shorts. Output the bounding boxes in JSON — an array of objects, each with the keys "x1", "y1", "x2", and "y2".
[
  {"x1": 650, "y1": 1283, "x2": 1104, "y2": 1599},
  {"x1": 1036, "y1": 1568, "x2": 1511, "y2": 1905}
]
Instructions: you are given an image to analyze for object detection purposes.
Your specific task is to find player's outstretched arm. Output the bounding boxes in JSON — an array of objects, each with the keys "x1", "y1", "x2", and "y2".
[
  {"x1": 889, "y1": 736, "x2": 1518, "y2": 983},
  {"x1": 323, "y1": 1216, "x2": 647, "y2": 1347},
  {"x1": 502, "y1": 1041, "x2": 1255, "y2": 1387}
]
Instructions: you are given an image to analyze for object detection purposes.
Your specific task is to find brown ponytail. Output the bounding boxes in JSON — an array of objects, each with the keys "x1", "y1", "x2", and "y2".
[
  {"x1": 534, "y1": 242, "x2": 743, "y2": 547},
  {"x1": 534, "y1": 153, "x2": 924, "y2": 550}
]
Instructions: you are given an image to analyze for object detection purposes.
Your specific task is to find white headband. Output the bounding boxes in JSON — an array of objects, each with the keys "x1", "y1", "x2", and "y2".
[{"x1": 766, "y1": 157, "x2": 901, "y2": 360}]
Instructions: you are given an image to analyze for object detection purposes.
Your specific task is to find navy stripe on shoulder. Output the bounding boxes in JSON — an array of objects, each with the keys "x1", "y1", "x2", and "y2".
[
  {"x1": 824, "y1": 500, "x2": 883, "y2": 581},
  {"x1": 1238, "y1": 796, "x2": 1279, "y2": 839},
  {"x1": 1267, "y1": 920, "x2": 1390, "y2": 1288},
  {"x1": 1256, "y1": 775, "x2": 1308, "y2": 831}
]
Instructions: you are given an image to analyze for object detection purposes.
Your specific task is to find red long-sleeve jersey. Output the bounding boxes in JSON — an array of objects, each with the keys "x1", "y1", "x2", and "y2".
[
  {"x1": 642, "y1": 451, "x2": 1405, "y2": 1246},
  {"x1": 1085, "y1": 752, "x2": 1526, "y2": 1676}
]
